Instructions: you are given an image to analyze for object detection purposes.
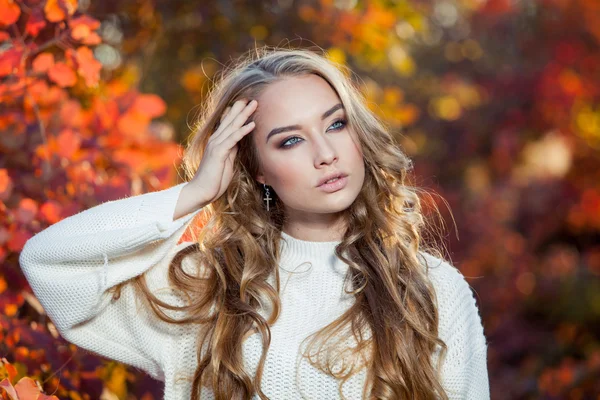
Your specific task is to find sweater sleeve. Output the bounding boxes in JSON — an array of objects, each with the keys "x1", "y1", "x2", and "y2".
[
  {"x1": 419, "y1": 252, "x2": 490, "y2": 400},
  {"x1": 18, "y1": 182, "x2": 203, "y2": 381}
]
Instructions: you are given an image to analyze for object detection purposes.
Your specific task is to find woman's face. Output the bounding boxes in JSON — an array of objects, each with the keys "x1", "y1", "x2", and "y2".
[{"x1": 252, "y1": 74, "x2": 365, "y2": 222}]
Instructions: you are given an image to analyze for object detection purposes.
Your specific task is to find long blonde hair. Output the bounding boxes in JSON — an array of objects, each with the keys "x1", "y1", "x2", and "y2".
[{"x1": 111, "y1": 46, "x2": 450, "y2": 399}]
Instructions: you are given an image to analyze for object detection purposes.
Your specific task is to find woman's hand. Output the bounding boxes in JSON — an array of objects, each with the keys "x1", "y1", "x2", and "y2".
[{"x1": 179, "y1": 99, "x2": 258, "y2": 215}]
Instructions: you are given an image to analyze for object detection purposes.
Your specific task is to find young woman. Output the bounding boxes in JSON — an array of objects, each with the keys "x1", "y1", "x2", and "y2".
[{"x1": 20, "y1": 47, "x2": 489, "y2": 400}]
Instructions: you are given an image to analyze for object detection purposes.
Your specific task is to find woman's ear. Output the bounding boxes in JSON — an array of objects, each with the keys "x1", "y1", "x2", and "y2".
[{"x1": 255, "y1": 173, "x2": 265, "y2": 185}]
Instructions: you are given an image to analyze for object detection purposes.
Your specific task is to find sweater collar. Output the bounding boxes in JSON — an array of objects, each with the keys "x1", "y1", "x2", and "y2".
[{"x1": 278, "y1": 230, "x2": 343, "y2": 268}]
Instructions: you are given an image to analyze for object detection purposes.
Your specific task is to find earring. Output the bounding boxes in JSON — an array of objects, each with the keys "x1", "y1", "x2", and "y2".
[{"x1": 263, "y1": 183, "x2": 271, "y2": 211}]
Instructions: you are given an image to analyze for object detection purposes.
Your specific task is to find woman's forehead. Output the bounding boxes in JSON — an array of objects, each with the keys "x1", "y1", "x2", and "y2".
[{"x1": 253, "y1": 75, "x2": 342, "y2": 129}]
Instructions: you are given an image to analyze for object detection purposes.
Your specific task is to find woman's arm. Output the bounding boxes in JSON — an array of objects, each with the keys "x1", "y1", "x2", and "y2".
[
  {"x1": 19, "y1": 182, "x2": 204, "y2": 381},
  {"x1": 420, "y1": 252, "x2": 491, "y2": 400}
]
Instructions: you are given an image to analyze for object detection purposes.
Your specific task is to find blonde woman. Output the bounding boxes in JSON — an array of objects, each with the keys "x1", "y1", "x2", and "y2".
[{"x1": 19, "y1": 47, "x2": 489, "y2": 399}]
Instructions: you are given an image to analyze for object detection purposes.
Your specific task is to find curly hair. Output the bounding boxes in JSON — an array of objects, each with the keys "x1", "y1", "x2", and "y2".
[{"x1": 110, "y1": 45, "x2": 450, "y2": 400}]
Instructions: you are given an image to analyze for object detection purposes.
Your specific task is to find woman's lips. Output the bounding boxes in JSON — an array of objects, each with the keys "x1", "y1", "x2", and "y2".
[{"x1": 317, "y1": 175, "x2": 348, "y2": 193}]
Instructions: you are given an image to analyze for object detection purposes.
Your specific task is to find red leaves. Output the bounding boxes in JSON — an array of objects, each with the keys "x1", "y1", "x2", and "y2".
[
  {"x1": 25, "y1": 9, "x2": 45, "y2": 37},
  {"x1": 0, "y1": 0, "x2": 21, "y2": 27},
  {"x1": 0, "y1": 48, "x2": 23, "y2": 77}
]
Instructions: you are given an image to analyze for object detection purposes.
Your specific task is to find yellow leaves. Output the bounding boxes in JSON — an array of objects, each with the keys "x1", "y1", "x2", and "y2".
[
  {"x1": 444, "y1": 39, "x2": 484, "y2": 62},
  {"x1": 250, "y1": 25, "x2": 268, "y2": 41},
  {"x1": 572, "y1": 103, "x2": 600, "y2": 149},
  {"x1": 325, "y1": 47, "x2": 347, "y2": 66},
  {"x1": 429, "y1": 96, "x2": 462, "y2": 121},
  {"x1": 44, "y1": 0, "x2": 78, "y2": 23},
  {"x1": 100, "y1": 363, "x2": 130, "y2": 400},
  {"x1": 388, "y1": 45, "x2": 416, "y2": 76},
  {"x1": 363, "y1": 83, "x2": 420, "y2": 127},
  {"x1": 428, "y1": 80, "x2": 486, "y2": 120}
]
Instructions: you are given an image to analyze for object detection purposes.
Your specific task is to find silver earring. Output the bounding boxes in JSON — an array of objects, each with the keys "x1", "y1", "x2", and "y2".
[{"x1": 263, "y1": 183, "x2": 271, "y2": 211}]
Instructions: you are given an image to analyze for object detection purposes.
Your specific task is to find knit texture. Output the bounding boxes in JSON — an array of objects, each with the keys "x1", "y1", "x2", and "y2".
[{"x1": 19, "y1": 183, "x2": 490, "y2": 399}]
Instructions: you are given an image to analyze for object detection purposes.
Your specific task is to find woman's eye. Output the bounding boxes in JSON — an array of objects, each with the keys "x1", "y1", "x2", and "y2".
[
  {"x1": 329, "y1": 119, "x2": 346, "y2": 131},
  {"x1": 280, "y1": 136, "x2": 302, "y2": 148},
  {"x1": 279, "y1": 119, "x2": 347, "y2": 149}
]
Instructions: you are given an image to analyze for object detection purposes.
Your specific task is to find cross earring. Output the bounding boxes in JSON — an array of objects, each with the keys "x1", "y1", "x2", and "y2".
[{"x1": 263, "y1": 183, "x2": 271, "y2": 211}]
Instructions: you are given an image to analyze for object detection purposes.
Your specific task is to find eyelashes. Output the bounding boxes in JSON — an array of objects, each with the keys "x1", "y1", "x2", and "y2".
[{"x1": 278, "y1": 119, "x2": 348, "y2": 149}]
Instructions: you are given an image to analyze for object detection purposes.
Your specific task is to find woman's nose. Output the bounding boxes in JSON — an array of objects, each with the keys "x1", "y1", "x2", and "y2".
[{"x1": 313, "y1": 135, "x2": 338, "y2": 167}]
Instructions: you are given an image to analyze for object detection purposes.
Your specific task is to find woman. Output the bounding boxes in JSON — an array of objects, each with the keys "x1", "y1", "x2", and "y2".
[{"x1": 19, "y1": 46, "x2": 489, "y2": 400}]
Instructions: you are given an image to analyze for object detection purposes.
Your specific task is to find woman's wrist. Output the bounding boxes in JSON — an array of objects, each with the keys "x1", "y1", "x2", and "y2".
[{"x1": 173, "y1": 181, "x2": 210, "y2": 220}]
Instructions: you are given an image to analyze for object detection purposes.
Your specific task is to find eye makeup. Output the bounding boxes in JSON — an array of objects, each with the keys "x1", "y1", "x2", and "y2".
[{"x1": 278, "y1": 118, "x2": 348, "y2": 149}]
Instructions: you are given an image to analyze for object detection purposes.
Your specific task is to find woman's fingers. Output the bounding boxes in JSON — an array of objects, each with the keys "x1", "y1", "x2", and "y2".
[
  {"x1": 218, "y1": 120, "x2": 255, "y2": 148},
  {"x1": 232, "y1": 99, "x2": 257, "y2": 128},
  {"x1": 214, "y1": 99, "x2": 251, "y2": 137},
  {"x1": 213, "y1": 99, "x2": 258, "y2": 146},
  {"x1": 220, "y1": 106, "x2": 231, "y2": 122}
]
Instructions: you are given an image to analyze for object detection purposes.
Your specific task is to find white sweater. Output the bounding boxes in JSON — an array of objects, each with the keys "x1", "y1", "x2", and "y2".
[{"x1": 19, "y1": 182, "x2": 490, "y2": 399}]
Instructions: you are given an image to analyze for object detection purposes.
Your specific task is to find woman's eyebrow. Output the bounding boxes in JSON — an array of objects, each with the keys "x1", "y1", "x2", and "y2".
[{"x1": 265, "y1": 103, "x2": 345, "y2": 143}]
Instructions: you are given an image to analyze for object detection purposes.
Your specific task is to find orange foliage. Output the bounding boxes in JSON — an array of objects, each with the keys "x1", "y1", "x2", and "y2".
[
  {"x1": 43, "y1": 0, "x2": 77, "y2": 23},
  {"x1": 47, "y1": 62, "x2": 77, "y2": 87},
  {"x1": 31, "y1": 53, "x2": 54, "y2": 74},
  {"x1": 0, "y1": 0, "x2": 20, "y2": 27},
  {"x1": 71, "y1": 47, "x2": 102, "y2": 86},
  {"x1": 1, "y1": 1, "x2": 185, "y2": 398}
]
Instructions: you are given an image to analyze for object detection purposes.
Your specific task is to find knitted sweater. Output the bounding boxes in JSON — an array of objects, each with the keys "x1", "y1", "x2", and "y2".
[{"x1": 19, "y1": 182, "x2": 490, "y2": 399}]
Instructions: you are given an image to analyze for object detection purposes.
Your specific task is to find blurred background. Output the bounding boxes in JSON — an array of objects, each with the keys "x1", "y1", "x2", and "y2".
[{"x1": 1, "y1": 0, "x2": 599, "y2": 398}]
